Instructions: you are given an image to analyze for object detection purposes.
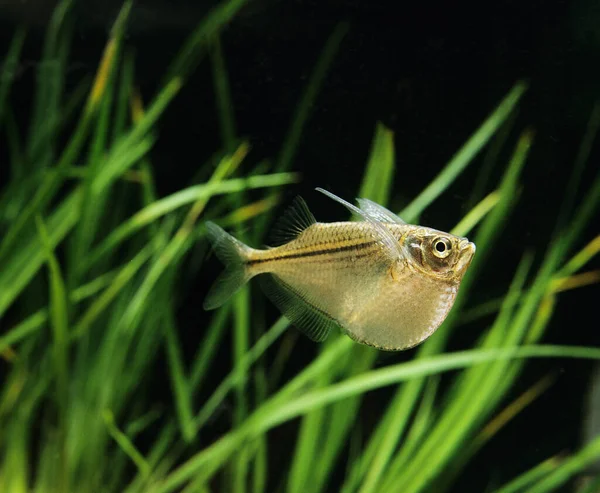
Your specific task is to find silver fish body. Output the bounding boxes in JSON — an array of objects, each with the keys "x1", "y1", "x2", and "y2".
[{"x1": 203, "y1": 189, "x2": 475, "y2": 351}]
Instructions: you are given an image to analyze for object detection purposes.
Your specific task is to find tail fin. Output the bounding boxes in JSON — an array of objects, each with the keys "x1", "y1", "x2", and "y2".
[{"x1": 203, "y1": 222, "x2": 252, "y2": 310}]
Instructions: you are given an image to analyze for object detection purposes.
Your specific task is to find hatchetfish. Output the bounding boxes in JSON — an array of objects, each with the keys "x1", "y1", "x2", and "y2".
[{"x1": 203, "y1": 188, "x2": 476, "y2": 351}]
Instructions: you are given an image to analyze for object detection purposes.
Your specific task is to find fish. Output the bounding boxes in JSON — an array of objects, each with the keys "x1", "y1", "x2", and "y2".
[{"x1": 203, "y1": 188, "x2": 476, "y2": 351}]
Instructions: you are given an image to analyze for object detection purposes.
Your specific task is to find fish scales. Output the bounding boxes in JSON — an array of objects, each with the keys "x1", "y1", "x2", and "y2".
[
  {"x1": 247, "y1": 222, "x2": 383, "y2": 268},
  {"x1": 203, "y1": 189, "x2": 476, "y2": 351}
]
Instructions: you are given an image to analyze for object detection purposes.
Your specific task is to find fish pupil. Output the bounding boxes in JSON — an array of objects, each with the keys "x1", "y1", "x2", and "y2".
[{"x1": 435, "y1": 241, "x2": 446, "y2": 253}]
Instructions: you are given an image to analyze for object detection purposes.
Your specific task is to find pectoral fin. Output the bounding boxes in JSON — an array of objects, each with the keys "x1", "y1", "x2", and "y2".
[
  {"x1": 315, "y1": 187, "x2": 402, "y2": 262},
  {"x1": 356, "y1": 198, "x2": 406, "y2": 224}
]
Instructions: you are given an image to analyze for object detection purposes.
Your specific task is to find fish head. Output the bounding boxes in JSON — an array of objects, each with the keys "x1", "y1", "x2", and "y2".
[{"x1": 402, "y1": 228, "x2": 476, "y2": 283}]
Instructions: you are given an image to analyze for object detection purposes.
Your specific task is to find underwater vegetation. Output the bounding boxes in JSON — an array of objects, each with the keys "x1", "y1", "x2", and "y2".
[{"x1": 0, "y1": 0, "x2": 599, "y2": 492}]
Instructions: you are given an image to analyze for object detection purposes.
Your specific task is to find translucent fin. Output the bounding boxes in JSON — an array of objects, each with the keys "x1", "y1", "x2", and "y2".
[
  {"x1": 315, "y1": 187, "x2": 402, "y2": 261},
  {"x1": 259, "y1": 274, "x2": 337, "y2": 342},
  {"x1": 203, "y1": 222, "x2": 252, "y2": 310},
  {"x1": 268, "y1": 196, "x2": 316, "y2": 246},
  {"x1": 357, "y1": 198, "x2": 406, "y2": 224}
]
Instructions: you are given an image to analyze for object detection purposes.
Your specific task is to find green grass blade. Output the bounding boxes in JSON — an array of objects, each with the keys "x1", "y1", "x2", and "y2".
[
  {"x1": 562, "y1": 170, "x2": 600, "y2": 258},
  {"x1": 103, "y1": 410, "x2": 151, "y2": 479},
  {"x1": 35, "y1": 215, "x2": 70, "y2": 491},
  {"x1": 287, "y1": 374, "x2": 329, "y2": 493},
  {"x1": 256, "y1": 346, "x2": 600, "y2": 433},
  {"x1": 117, "y1": 145, "x2": 247, "y2": 335},
  {"x1": 434, "y1": 374, "x2": 556, "y2": 493},
  {"x1": 360, "y1": 129, "x2": 533, "y2": 493},
  {"x1": 3, "y1": 0, "x2": 598, "y2": 490},
  {"x1": 71, "y1": 243, "x2": 156, "y2": 339},
  {"x1": 400, "y1": 82, "x2": 527, "y2": 221},
  {"x1": 460, "y1": 234, "x2": 600, "y2": 326},
  {"x1": 85, "y1": 172, "x2": 299, "y2": 268},
  {"x1": 467, "y1": 108, "x2": 516, "y2": 210},
  {"x1": 84, "y1": 0, "x2": 132, "y2": 116},
  {"x1": 556, "y1": 235, "x2": 600, "y2": 279},
  {"x1": 451, "y1": 191, "x2": 499, "y2": 237},
  {"x1": 157, "y1": 345, "x2": 600, "y2": 493},
  {"x1": 0, "y1": 270, "x2": 117, "y2": 352},
  {"x1": 164, "y1": 309, "x2": 195, "y2": 443},
  {"x1": 164, "y1": 0, "x2": 249, "y2": 83},
  {"x1": 24, "y1": 75, "x2": 92, "y2": 166},
  {"x1": 377, "y1": 377, "x2": 440, "y2": 491},
  {"x1": 232, "y1": 288, "x2": 251, "y2": 493},
  {"x1": 359, "y1": 122, "x2": 395, "y2": 204},
  {"x1": 0, "y1": 27, "x2": 26, "y2": 133},
  {"x1": 210, "y1": 39, "x2": 251, "y2": 485},
  {"x1": 69, "y1": 13, "x2": 127, "y2": 285},
  {"x1": 0, "y1": 190, "x2": 81, "y2": 318},
  {"x1": 314, "y1": 124, "x2": 396, "y2": 491},
  {"x1": 193, "y1": 317, "x2": 289, "y2": 431},
  {"x1": 189, "y1": 305, "x2": 231, "y2": 390},
  {"x1": 2, "y1": 105, "x2": 24, "y2": 191},
  {"x1": 492, "y1": 456, "x2": 562, "y2": 493},
  {"x1": 363, "y1": 250, "x2": 533, "y2": 493},
  {"x1": 288, "y1": 122, "x2": 395, "y2": 493},
  {"x1": 0, "y1": 312, "x2": 47, "y2": 354},
  {"x1": 0, "y1": 12, "x2": 125, "y2": 261},
  {"x1": 90, "y1": 73, "x2": 179, "y2": 196},
  {"x1": 211, "y1": 37, "x2": 236, "y2": 152},
  {"x1": 553, "y1": 102, "x2": 600, "y2": 235},
  {"x1": 275, "y1": 22, "x2": 348, "y2": 173},
  {"x1": 112, "y1": 51, "x2": 135, "y2": 143},
  {"x1": 166, "y1": 337, "x2": 351, "y2": 488},
  {"x1": 27, "y1": 0, "x2": 72, "y2": 166},
  {"x1": 521, "y1": 430, "x2": 600, "y2": 492}
]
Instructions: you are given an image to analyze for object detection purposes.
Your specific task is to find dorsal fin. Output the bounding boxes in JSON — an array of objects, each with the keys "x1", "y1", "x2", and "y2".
[{"x1": 268, "y1": 196, "x2": 316, "y2": 246}]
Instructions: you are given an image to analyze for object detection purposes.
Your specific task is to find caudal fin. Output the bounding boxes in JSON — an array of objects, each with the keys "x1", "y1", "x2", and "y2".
[{"x1": 203, "y1": 222, "x2": 252, "y2": 310}]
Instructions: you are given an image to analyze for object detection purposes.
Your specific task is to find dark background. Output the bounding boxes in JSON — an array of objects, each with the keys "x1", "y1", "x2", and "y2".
[{"x1": 1, "y1": 0, "x2": 599, "y2": 491}]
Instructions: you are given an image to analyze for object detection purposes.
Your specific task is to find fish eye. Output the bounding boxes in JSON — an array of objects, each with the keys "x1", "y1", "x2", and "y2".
[{"x1": 432, "y1": 237, "x2": 452, "y2": 258}]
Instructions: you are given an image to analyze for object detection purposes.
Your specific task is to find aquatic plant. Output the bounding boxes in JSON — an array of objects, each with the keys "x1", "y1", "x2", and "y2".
[{"x1": 0, "y1": 1, "x2": 599, "y2": 492}]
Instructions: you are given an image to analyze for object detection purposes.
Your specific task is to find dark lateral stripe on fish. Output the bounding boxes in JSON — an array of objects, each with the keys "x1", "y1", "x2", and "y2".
[
  {"x1": 247, "y1": 241, "x2": 377, "y2": 265},
  {"x1": 276, "y1": 250, "x2": 379, "y2": 266}
]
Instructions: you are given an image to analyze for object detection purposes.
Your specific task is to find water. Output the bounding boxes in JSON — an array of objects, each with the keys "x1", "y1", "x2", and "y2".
[{"x1": 0, "y1": 1, "x2": 598, "y2": 491}]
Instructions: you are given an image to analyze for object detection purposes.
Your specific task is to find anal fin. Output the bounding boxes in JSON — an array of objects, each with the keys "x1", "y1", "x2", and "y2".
[{"x1": 259, "y1": 274, "x2": 338, "y2": 342}]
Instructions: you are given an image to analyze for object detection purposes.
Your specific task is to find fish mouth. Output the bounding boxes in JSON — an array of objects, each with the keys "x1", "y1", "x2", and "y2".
[{"x1": 456, "y1": 239, "x2": 476, "y2": 273}]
